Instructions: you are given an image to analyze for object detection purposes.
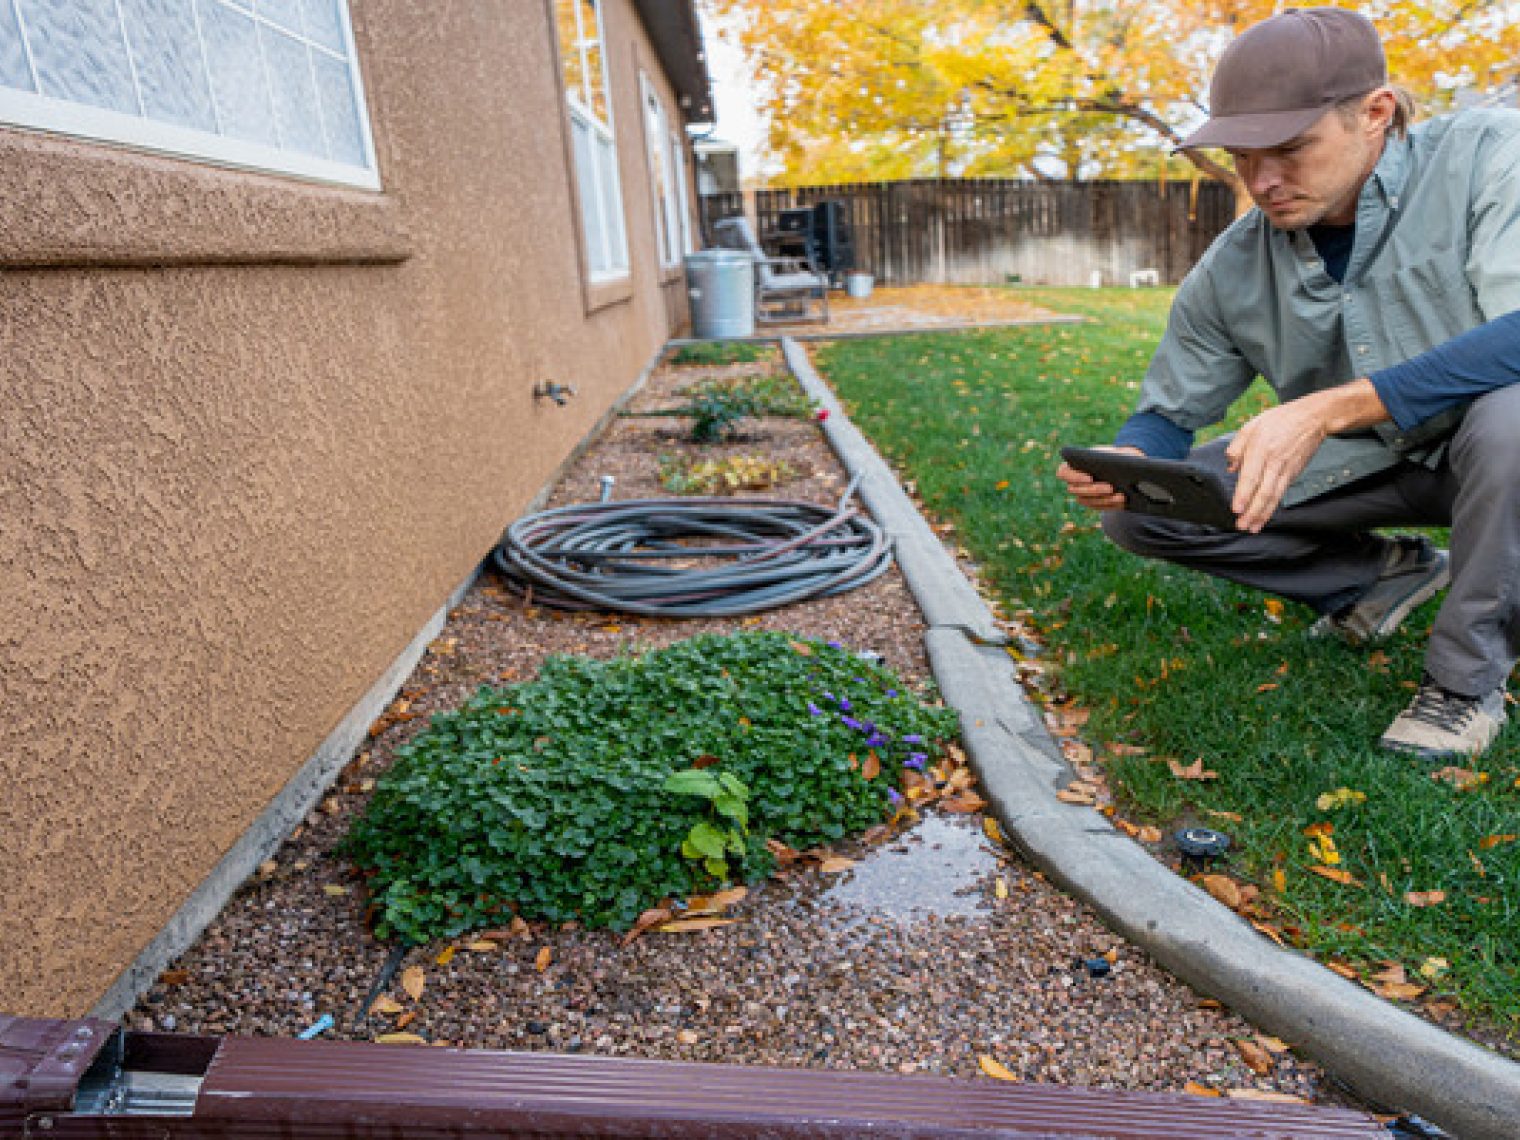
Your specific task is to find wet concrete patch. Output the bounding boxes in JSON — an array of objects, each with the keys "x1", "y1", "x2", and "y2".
[{"x1": 821, "y1": 813, "x2": 1003, "y2": 922}]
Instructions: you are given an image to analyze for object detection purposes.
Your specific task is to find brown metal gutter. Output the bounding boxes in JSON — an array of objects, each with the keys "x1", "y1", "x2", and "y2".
[{"x1": 4, "y1": 1014, "x2": 1397, "y2": 1137}]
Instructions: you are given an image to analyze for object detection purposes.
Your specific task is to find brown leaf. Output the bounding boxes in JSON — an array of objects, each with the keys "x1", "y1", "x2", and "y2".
[
  {"x1": 765, "y1": 838, "x2": 801, "y2": 867},
  {"x1": 817, "y1": 856, "x2": 856, "y2": 873},
  {"x1": 1225, "y1": 1089, "x2": 1309, "y2": 1104},
  {"x1": 159, "y1": 969, "x2": 190, "y2": 987},
  {"x1": 1250, "y1": 921, "x2": 1287, "y2": 947},
  {"x1": 1325, "y1": 961, "x2": 1360, "y2": 981},
  {"x1": 400, "y1": 965, "x2": 425, "y2": 1002},
  {"x1": 692, "y1": 754, "x2": 720, "y2": 770},
  {"x1": 688, "y1": 886, "x2": 747, "y2": 912},
  {"x1": 1233, "y1": 1038, "x2": 1274, "y2": 1075},
  {"x1": 368, "y1": 994, "x2": 404, "y2": 1016},
  {"x1": 464, "y1": 940, "x2": 499, "y2": 953},
  {"x1": 977, "y1": 1054, "x2": 1019, "y2": 1082},
  {"x1": 622, "y1": 907, "x2": 674, "y2": 946},
  {"x1": 940, "y1": 792, "x2": 987, "y2": 813},
  {"x1": 657, "y1": 917, "x2": 739, "y2": 933},
  {"x1": 1137, "y1": 826, "x2": 1163, "y2": 844},
  {"x1": 862, "y1": 751, "x2": 881, "y2": 780},
  {"x1": 375, "y1": 1032, "x2": 426, "y2": 1045},
  {"x1": 1404, "y1": 889, "x2": 1447, "y2": 907},
  {"x1": 1167, "y1": 758, "x2": 1219, "y2": 781},
  {"x1": 1431, "y1": 766, "x2": 1488, "y2": 791},
  {"x1": 1204, "y1": 809, "x2": 1243, "y2": 822},
  {"x1": 394, "y1": 1011, "x2": 416, "y2": 1030},
  {"x1": 1479, "y1": 833, "x2": 1517, "y2": 850},
  {"x1": 534, "y1": 946, "x2": 553, "y2": 972},
  {"x1": 1308, "y1": 865, "x2": 1361, "y2": 886},
  {"x1": 1198, "y1": 874, "x2": 1242, "y2": 910},
  {"x1": 788, "y1": 639, "x2": 813, "y2": 656},
  {"x1": 1371, "y1": 962, "x2": 1408, "y2": 986},
  {"x1": 435, "y1": 946, "x2": 456, "y2": 966},
  {"x1": 1370, "y1": 980, "x2": 1427, "y2": 1001},
  {"x1": 676, "y1": 1029, "x2": 701, "y2": 1045},
  {"x1": 1255, "y1": 1035, "x2": 1291, "y2": 1055},
  {"x1": 1183, "y1": 1081, "x2": 1222, "y2": 1097},
  {"x1": 1056, "y1": 787, "x2": 1096, "y2": 805}
]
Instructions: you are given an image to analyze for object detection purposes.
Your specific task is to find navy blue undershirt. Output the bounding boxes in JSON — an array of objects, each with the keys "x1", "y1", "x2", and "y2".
[{"x1": 1112, "y1": 220, "x2": 1520, "y2": 456}]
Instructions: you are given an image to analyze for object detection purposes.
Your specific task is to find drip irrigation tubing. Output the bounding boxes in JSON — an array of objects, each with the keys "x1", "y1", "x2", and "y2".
[{"x1": 492, "y1": 477, "x2": 892, "y2": 617}]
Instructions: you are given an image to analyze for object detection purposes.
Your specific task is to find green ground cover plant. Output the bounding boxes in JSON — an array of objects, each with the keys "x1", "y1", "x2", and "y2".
[
  {"x1": 658, "y1": 453, "x2": 797, "y2": 495},
  {"x1": 668, "y1": 340, "x2": 771, "y2": 366},
  {"x1": 343, "y1": 631, "x2": 957, "y2": 944},
  {"x1": 816, "y1": 287, "x2": 1520, "y2": 1034},
  {"x1": 627, "y1": 373, "x2": 815, "y2": 442}
]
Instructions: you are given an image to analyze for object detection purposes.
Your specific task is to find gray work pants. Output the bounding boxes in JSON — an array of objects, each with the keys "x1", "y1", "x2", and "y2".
[{"x1": 1100, "y1": 385, "x2": 1520, "y2": 698}]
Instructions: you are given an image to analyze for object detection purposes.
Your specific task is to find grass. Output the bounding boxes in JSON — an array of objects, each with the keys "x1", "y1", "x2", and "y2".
[
  {"x1": 815, "y1": 287, "x2": 1520, "y2": 1036},
  {"x1": 668, "y1": 340, "x2": 773, "y2": 366}
]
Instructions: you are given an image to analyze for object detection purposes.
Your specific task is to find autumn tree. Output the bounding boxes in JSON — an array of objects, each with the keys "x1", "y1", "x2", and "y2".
[{"x1": 707, "y1": 0, "x2": 1520, "y2": 191}]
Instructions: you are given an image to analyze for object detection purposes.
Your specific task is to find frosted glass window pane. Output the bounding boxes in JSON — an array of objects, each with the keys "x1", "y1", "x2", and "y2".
[
  {"x1": 0, "y1": 0, "x2": 34, "y2": 90},
  {"x1": 23, "y1": 0, "x2": 137, "y2": 112},
  {"x1": 201, "y1": 0, "x2": 277, "y2": 146},
  {"x1": 259, "y1": 23, "x2": 322, "y2": 155},
  {"x1": 313, "y1": 50, "x2": 362, "y2": 164},
  {"x1": 120, "y1": 0, "x2": 215, "y2": 131},
  {"x1": 596, "y1": 132, "x2": 626, "y2": 267},
  {"x1": 573, "y1": 117, "x2": 606, "y2": 274},
  {"x1": 255, "y1": 0, "x2": 303, "y2": 35},
  {"x1": 300, "y1": 0, "x2": 343, "y2": 52}
]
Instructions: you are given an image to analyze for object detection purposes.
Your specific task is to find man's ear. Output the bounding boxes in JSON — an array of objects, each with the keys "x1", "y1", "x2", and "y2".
[{"x1": 1363, "y1": 88, "x2": 1397, "y2": 136}]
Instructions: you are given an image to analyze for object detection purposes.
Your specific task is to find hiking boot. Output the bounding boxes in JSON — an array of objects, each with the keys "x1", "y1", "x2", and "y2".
[
  {"x1": 1309, "y1": 536, "x2": 1450, "y2": 645},
  {"x1": 1380, "y1": 675, "x2": 1508, "y2": 760}
]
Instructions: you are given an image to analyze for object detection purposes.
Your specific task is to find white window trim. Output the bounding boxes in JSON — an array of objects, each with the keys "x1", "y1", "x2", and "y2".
[
  {"x1": 670, "y1": 125, "x2": 693, "y2": 258},
  {"x1": 561, "y1": 0, "x2": 628, "y2": 282},
  {"x1": 0, "y1": 1, "x2": 380, "y2": 191},
  {"x1": 639, "y1": 72, "x2": 682, "y2": 270}
]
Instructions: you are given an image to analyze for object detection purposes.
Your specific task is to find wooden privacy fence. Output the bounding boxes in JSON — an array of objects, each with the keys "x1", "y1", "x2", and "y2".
[{"x1": 701, "y1": 178, "x2": 1236, "y2": 288}]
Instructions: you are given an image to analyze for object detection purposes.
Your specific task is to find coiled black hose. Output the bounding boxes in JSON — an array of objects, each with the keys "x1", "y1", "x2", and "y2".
[{"x1": 492, "y1": 479, "x2": 892, "y2": 616}]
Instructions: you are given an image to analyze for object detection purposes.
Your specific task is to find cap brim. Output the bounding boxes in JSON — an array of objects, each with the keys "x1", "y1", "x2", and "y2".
[{"x1": 1178, "y1": 104, "x2": 1328, "y2": 151}]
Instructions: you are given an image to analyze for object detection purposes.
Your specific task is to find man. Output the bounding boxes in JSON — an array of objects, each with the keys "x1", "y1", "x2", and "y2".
[{"x1": 1057, "y1": 8, "x2": 1520, "y2": 759}]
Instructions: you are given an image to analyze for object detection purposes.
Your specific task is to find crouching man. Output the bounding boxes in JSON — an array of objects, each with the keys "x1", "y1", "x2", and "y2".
[{"x1": 1058, "y1": 8, "x2": 1520, "y2": 760}]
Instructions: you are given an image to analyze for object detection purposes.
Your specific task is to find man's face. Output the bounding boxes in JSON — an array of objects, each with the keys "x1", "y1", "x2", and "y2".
[{"x1": 1226, "y1": 95, "x2": 1389, "y2": 230}]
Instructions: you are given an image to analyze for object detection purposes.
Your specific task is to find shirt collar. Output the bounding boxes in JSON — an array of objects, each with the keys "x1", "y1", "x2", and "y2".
[{"x1": 1368, "y1": 133, "x2": 1411, "y2": 211}]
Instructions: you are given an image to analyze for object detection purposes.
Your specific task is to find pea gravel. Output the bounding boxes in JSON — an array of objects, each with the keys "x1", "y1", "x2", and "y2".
[{"x1": 132, "y1": 347, "x2": 1366, "y2": 1108}]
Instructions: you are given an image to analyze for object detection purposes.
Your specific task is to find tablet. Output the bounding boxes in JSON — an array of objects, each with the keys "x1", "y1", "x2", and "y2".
[{"x1": 1060, "y1": 447, "x2": 1238, "y2": 529}]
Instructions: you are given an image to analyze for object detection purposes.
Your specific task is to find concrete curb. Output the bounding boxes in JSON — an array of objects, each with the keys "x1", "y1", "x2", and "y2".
[{"x1": 782, "y1": 336, "x2": 1520, "y2": 1140}]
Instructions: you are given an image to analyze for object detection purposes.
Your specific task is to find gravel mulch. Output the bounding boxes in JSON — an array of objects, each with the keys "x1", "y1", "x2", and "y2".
[{"x1": 134, "y1": 346, "x2": 1366, "y2": 1108}]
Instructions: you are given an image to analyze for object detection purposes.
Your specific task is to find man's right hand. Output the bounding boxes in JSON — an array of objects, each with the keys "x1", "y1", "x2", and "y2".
[{"x1": 1056, "y1": 445, "x2": 1144, "y2": 512}]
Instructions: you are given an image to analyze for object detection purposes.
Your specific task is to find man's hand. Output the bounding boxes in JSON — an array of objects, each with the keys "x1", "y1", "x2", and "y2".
[
  {"x1": 1057, "y1": 445, "x2": 1144, "y2": 512},
  {"x1": 1226, "y1": 379, "x2": 1390, "y2": 533}
]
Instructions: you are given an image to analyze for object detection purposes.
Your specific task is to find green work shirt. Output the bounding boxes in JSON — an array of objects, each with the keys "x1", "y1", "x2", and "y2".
[{"x1": 1138, "y1": 108, "x2": 1520, "y2": 506}]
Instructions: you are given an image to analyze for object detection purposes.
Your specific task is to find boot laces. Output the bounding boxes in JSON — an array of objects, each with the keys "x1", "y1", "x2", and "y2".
[{"x1": 1407, "y1": 681, "x2": 1478, "y2": 732}]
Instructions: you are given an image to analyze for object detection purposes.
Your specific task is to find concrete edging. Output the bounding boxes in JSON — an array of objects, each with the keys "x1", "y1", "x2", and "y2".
[{"x1": 782, "y1": 335, "x2": 1520, "y2": 1140}]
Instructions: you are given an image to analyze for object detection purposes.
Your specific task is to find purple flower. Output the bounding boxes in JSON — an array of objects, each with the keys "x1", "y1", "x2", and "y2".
[
  {"x1": 853, "y1": 677, "x2": 866, "y2": 685},
  {"x1": 886, "y1": 689, "x2": 899, "y2": 698},
  {"x1": 902, "y1": 734, "x2": 924, "y2": 744},
  {"x1": 887, "y1": 788, "x2": 904, "y2": 807},
  {"x1": 865, "y1": 732, "x2": 888, "y2": 748},
  {"x1": 807, "y1": 701, "x2": 824, "y2": 717},
  {"x1": 841, "y1": 715, "x2": 864, "y2": 731},
  {"x1": 905, "y1": 752, "x2": 928, "y2": 769},
  {"x1": 827, "y1": 640, "x2": 843, "y2": 649},
  {"x1": 838, "y1": 696, "x2": 852, "y2": 712}
]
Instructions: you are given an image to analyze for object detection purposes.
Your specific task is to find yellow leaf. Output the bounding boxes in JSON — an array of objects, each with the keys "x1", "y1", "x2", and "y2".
[
  {"x1": 1198, "y1": 874, "x2": 1242, "y2": 909},
  {"x1": 1137, "y1": 826, "x2": 1163, "y2": 844},
  {"x1": 977, "y1": 1054, "x2": 1018, "y2": 1082},
  {"x1": 1225, "y1": 1089, "x2": 1310, "y2": 1104},
  {"x1": 1056, "y1": 787, "x2": 1096, "y2": 804},
  {"x1": 983, "y1": 817, "x2": 1005, "y2": 844},
  {"x1": 1419, "y1": 957, "x2": 1450, "y2": 980},
  {"x1": 322, "y1": 884, "x2": 349, "y2": 897},
  {"x1": 676, "y1": 1029, "x2": 701, "y2": 1045},
  {"x1": 1315, "y1": 787, "x2": 1367, "y2": 812},
  {"x1": 1272, "y1": 869, "x2": 1287, "y2": 893},
  {"x1": 994, "y1": 877, "x2": 1009, "y2": 899},
  {"x1": 375, "y1": 1033, "x2": 426, "y2": 1045},
  {"x1": 817, "y1": 857, "x2": 856, "y2": 873},
  {"x1": 1263, "y1": 598, "x2": 1285, "y2": 620},
  {"x1": 1371, "y1": 980, "x2": 1427, "y2": 1001},
  {"x1": 1255, "y1": 1035, "x2": 1291, "y2": 1055},
  {"x1": 535, "y1": 946, "x2": 553, "y2": 971},
  {"x1": 1479, "y1": 833, "x2": 1517, "y2": 849},
  {"x1": 1183, "y1": 1081, "x2": 1222, "y2": 1097},
  {"x1": 368, "y1": 995, "x2": 404, "y2": 1016},
  {"x1": 435, "y1": 946, "x2": 456, "y2": 966},
  {"x1": 400, "y1": 965, "x2": 425, "y2": 1002},
  {"x1": 1308, "y1": 865, "x2": 1360, "y2": 886},
  {"x1": 1404, "y1": 889, "x2": 1447, "y2": 907},
  {"x1": 994, "y1": 480, "x2": 1010, "y2": 490},
  {"x1": 657, "y1": 918, "x2": 739, "y2": 933},
  {"x1": 465, "y1": 940, "x2": 499, "y2": 953},
  {"x1": 1233, "y1": 1038, "x2": 1274, "y2": 1075}
]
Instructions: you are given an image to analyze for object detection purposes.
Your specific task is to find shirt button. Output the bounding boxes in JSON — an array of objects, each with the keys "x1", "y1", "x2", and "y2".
[{"x1": 1358, "y1": 345, "x2": 1370, "y2": 355}]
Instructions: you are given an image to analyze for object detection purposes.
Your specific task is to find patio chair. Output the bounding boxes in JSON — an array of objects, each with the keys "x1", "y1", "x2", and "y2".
[{"x1": 712, "y1": 216, "x2": 829, "y2": 325}]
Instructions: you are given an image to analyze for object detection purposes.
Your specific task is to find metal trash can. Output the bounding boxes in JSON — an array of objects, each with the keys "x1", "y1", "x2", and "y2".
[{"x1": 685, "y1": 249, "x2": 755, "y2": 338}]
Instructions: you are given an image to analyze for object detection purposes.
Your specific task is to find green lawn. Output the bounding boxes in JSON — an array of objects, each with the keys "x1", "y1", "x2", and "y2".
[{"x1": 816, "y1": 287, "x2": 1520, "y2": 1037}]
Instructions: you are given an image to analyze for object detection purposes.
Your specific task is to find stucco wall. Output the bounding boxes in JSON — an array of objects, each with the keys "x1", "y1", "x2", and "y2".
[{"x1": 0, "y1": 0, "x2": 696, "y2": 1016}]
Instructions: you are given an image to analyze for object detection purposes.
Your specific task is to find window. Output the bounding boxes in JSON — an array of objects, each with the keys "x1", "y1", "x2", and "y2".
[
  {"x1": 640, "y1": 73, "x2": 681, "y2": 269},
  {"x1": 0, "y1": 0, "x2": 378, "y2": 189},
  {"x1": 670, "y1": 125, "x2": 693, "y2": 259},
  {"x1": 556, "y1": 0, "x2": 627, "y2": 280}
]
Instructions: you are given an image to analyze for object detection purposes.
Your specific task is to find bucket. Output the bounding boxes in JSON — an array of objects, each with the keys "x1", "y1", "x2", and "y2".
[
  {"x1": 685, "y1": 250, "x2": 755, "y2": 338},
  {"x1": 845, "y1": 272, "x2": 875, "y2": 299}
]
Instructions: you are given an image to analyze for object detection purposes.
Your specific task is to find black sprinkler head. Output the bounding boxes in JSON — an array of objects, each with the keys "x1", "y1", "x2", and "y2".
[{"x1": 1175, "y1": 826, "x2": 1232, "y2": 869}]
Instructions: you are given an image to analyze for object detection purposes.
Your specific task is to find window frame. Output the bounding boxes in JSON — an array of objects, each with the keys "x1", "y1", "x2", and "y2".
[
  {"x1": 639, "y1": 71, "x2": 682, "y2": 272},
  {"x1": 557, "y1": 0, "x2": 629, "y2": 284},
  {"x1": 0, "y1": 0, "x2": 381, "y2": 191}
]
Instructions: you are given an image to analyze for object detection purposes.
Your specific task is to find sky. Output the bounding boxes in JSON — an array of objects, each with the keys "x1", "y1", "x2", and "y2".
[{"x1": 696, "y1": 4, "x2": 773, "y2": 181}]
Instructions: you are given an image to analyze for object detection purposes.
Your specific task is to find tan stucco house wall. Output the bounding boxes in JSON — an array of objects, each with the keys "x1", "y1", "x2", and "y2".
[{"x1": 0, "y1": 0, "x2": 708, "y2": 1016}]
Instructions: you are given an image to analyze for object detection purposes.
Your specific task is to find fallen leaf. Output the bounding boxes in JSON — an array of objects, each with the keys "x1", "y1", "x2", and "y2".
[
  {"x1": 1197, "y1": 999, "x2": 1224, "y2": 1010},
  {"x1": 1137, "y1": 826, "x2": 1163, "y2": 844},
  {"x1": 1056, "y1": 788, "x2": 1096, "y2": 804},
  {"x1": 1199, "y1": 874, "x2": 1242, "y2": 909},
  {"x1": 1404, "y1": 890, "x2": 1447, "y2": 907},
  {"x1": 1225, "y1": 1089, "x2": 1309, "y2": 1104},
  {"x1": 1325, "y1": 961, "x2": 1360, "y2": 980},
  {"x1": 940, "y1": 792, "x2": 987, "y2": 813},
  {"x1": 1302, "y1": 821, "x2": 1334, "y2": 838},
  {"x1": 622, "y1": 907, "x2": 674, "y2": 945},
  {"x1": 1308, "y1": 865, "x2": 1360, "y2": 886},
  {"x1": 1419, "y1": 957, "x2": 1450, "y2": 980},
  {"x1": 400, "y1": 965, "x2": 425, "y2": 1002},
  {"x1": 1204, "y1": 809, "x2": 1243, "y2": 822},
  {"x1": 323, "y1": 884, "x2": 349, "y2": 897},
  {"x1": 676, "y1": 1029, "x2": 701, "y2": 1045},
  {"x1": 1263, "y1": 599, "x2": 1285, "y2": 621},
  {"x1": 1431, "y1": 766, "x2": 1488, "y2": 791},
  {"x1": 1315, "y1": 787, "x2": 1367, "y2": 812},
  {"x1": 1479, "y1": 833, "x2": 1517, "y2": 850},
  {"x1": 435, "y1": 947, "x2": 456, "y2": 966},
  {"x1": 766, "y1": 838, "x2": 801, "y2": 867},
  {"x1": 994, "y1": 878, "x2": 1009, "y2": 899},
  {"x1": 394, "y1": 1011, "x2": 416, "y2": 1030},
  {"x1": 368, "y1": 995, "x2": 404, "y2": 1016},
  {"x1": 1371, "y1": 963, "x2": 1407, "y2": 985},
  {"x1": 533, "y1": 946, "x2": 556, "y2": 972},
  {"x1": 983, "y1": 817, "x2": 1005, "y2": 844},
  {"x1": 657, "y1": 918, "x2": 739, "y2": 933},
  {"x1": 1255, "y1": 1035, "x2": 1291, "y2": 1055},
  {"x1": 374, "y1": 1033, "x2": 426, "y2": 1045},
  {"x1": 1250, "y1": 921, "x2": 1287, "y2": 947},
  {"x1": 159, "y1": 969, "x2": 190, "y2": 986},
  {"x1": 1183, "y1": 1081, "x2": 1223, "y2": 1097},
  {"x1": 1255, "y1": 682, "x2": 1279, "y2": 693},
  {"x1": 978, "y1": 1054, "x2": 1019, "y2": 1082},
  {"x1": 1233, "y1": 1038, "x2": 1274, "y2": 1075},
  {"x1": 1272, "y1": 869, "x2": 1287, "y2": 893},
  {"x1": 1371, "y1": 980, "x2": 1427, "y2": 1001},
  {"x1": 465, "y1": 940, "x2": 500, "y2": 953},
  {"x1": 688, "y1": 886, "x2": 747, "y2": 912},
  {"x1": 862, "y1": 752, "x2": 881, "y2": 780},
  {"x1": 692, "y1": 754, "x2": 720, "y2": 770},
  {"x1": 1167, "y1": 758, "x2": 1219, "y2": 781},
  {"x1": 817, "y1": 857, "x2": 856, "y2": 873}
]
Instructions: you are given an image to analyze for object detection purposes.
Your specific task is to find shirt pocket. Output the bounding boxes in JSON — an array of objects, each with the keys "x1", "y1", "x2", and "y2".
[{"x1": 1365, "y1": 254, "x2": 1481, "y2": 361}]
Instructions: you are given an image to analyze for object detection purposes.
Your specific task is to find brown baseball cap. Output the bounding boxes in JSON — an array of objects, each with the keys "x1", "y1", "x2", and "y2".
[{"x1": 1181, "y1": 8, "x2": 1387, "y2": 150}]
